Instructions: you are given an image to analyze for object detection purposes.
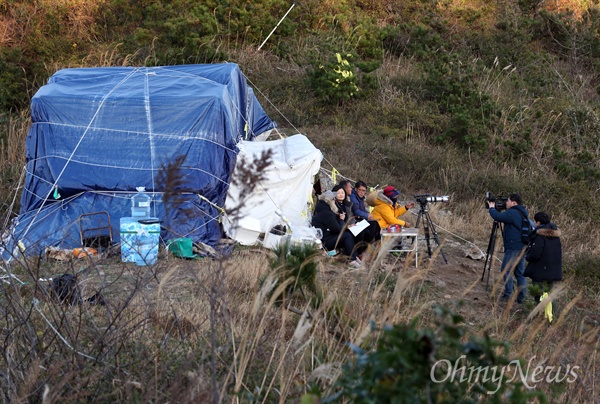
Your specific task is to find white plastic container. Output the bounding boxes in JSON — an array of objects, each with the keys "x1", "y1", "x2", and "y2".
[
  {"x1": 263, "y1": 232, "x2": 291, "y2": 249},
  {"x1": 234, "y1": 217, "x2": 262, "y2": 245},
  {"x1": 131, "y1": 187, "x2": 151, "y2": 219}
]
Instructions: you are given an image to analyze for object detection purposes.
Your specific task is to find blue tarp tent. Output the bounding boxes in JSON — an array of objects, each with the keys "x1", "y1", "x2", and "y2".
[{"x1": 3, "y1": 63, "x2": 276, "y2": 257}]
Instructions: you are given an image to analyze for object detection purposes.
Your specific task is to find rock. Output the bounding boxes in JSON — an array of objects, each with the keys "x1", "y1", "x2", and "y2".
[{"x1": 464, "y1": 246, "x2": 485, "y2": 260}]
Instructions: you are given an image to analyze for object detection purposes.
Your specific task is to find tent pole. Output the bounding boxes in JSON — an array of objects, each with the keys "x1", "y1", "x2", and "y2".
[{"x1": 257, "y1": 3, "x2": 297, "y2": 51}]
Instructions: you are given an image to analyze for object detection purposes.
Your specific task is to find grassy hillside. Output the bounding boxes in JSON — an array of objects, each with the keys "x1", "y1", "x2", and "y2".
[
  {"x1": 3, "y1": 0, "x2": 598, "y2": 254},
  {"x1": 0, "y1": 0, "x2": 599, "y2": 402},
  {"x1": 1, "y1": 0, "x2": 598, "y2": 301}
]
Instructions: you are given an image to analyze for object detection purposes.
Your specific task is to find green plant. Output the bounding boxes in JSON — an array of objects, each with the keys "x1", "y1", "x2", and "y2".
[
  {"x1": 267, "y1": 240, "x2": 321, "y2": 303},
  {"x1": 308, "y1": 52, "x2": 361, "y2": 105},
  {"x1": 564, "y1": 254, "x2": 600, "y2": 292},
  {"x1": 0, "y1": 49, "x2": 29, "y2": 111},
  {"x1": 423, "y1": 55, "x2": 502, "y2": 151},
  {"x1": 329, "y1": 305, "x2": 547, "y2": 403}
]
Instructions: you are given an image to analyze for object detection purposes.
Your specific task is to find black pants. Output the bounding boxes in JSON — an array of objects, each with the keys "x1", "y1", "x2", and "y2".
[
  {"x1": 323, "y1": 231, "x2": 358, "y2": 260},
  {"x1": 355, "y1": 219, "x2": 381, "y2": 243}
]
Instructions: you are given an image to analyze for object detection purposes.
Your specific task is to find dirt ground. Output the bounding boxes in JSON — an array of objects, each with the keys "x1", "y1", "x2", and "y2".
[
  {"x1": 39, "y1": 228, "x2": 598, "y2": 337},
  {"x1": 314, "y1": 231, "x2": 598, "y2": 335},
  {"x1": 27, "y1": 226, "x2": 598, "y2": 403}
]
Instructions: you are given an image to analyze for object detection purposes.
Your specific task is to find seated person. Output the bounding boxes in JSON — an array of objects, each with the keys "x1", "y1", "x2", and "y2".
[
  {"x1": 349, "y1": 180, "x2": 381, "y2": 242},
  {"x1": 338, "y1": 179, "x2": 354, "y2": 207},
  {"x1": 372, "y1": 186, "x2": 415, "y2": 229},
  {"x1": 332, "y1": 184, "x2": 369, "y2": 255},
  {"x1": 332, "y1": 184, "x2": 354, "y2": 225},
  {"x1": 311, "y1": 190, "x2": 361, "y2": 268}
]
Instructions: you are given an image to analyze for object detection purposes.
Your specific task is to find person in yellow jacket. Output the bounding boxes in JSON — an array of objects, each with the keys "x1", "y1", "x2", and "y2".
[{"x1": 372, "y1": 186, "x2": 415, "y2": 228}]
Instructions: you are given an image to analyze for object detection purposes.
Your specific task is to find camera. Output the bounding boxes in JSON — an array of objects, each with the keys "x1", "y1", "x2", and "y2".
[
  {"x1": 414, "y1": 194, "x2": 450, "y2": 204},
  {"x1": 485, "y1": 192, "x2": 508, "y2": 211}
]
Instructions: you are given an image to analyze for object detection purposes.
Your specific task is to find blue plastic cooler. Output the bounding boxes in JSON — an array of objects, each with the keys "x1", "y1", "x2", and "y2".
[{"x1": 120, "y1": 217, "x2": 160, "y2": 265}]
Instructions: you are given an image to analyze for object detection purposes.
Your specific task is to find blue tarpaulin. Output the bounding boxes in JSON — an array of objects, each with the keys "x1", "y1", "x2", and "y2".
[{"x1": 4, "y1": 63, "x2": 276, "y2": 258}]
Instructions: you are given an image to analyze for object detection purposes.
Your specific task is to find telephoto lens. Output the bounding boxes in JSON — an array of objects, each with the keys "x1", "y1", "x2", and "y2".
[{"x1": 426, "y1": 195, "x2": 449, "y2": 203}]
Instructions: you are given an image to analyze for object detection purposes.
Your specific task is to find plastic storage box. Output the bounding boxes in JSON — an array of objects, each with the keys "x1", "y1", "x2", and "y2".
[{"x1": 120, "y1": 217, "x2": 160, "y2": 265}]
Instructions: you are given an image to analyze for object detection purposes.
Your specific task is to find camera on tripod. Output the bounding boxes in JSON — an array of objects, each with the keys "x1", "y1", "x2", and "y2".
[
  {"x1": 412, "y1": 193, "x2": 449, "y2": 263},
  {"x1": 414, "y1": 194, "x2": 450, "y2": 205},
  {"x1": 485, "y1": 192, "x2": 508, "y2": 211}
]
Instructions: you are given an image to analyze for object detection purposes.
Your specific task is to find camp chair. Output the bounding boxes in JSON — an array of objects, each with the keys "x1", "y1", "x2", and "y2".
[{"x1": 78, "y1": 211, "x2": 113, "y2": 250}]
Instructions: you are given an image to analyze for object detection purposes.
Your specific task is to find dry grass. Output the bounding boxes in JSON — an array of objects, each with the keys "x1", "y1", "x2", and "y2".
[
  {"x1": 0, "y1": 110, "x2": 28, "y2": 169},
  {"x1": 0, "y1": 202, "x2": 598, "y2": 402},
  {"x1": 0, "y1": 39, "x2": 598, "y2": 403}
]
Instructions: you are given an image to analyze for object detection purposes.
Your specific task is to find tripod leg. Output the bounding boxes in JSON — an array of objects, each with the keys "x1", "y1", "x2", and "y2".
[
  {"x1": 481, "y1": 222, "x2": 498, "y2": 287},
  {"x1": 424, "y1": 211, "x2": 448, "y2": 263},
  {"x1": 414, "y1": 207, "x2": 433, "y2": 256},
  {"x1": 410, "y1": 211, "x2": 422, "y2": 249}
]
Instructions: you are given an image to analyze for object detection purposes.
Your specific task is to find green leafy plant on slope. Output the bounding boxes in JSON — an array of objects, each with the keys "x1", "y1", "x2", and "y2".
[
  {"x1": 267, "y1": 239, "x2": 322, "y2": 306},
  {"x1": 325, "y1": 305, "x2": 547, "y2": 403}
]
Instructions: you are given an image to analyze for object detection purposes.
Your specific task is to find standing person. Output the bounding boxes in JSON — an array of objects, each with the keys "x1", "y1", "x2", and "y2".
[
  {"x1": 371, "y1": 186, "x2": 415, "y2": 228},
  {"x1": 524, "y1": 211, "x2": 562, "y2": 303},
  {"x1": 488, "y1": 193, "x2": 529, "y2": 304},
  {"x1": 311, "y1": 190, "x2": 361, "y2": 268},
  {"x1": 350, "y1": 180, "x2": 381, "y2": 242}
]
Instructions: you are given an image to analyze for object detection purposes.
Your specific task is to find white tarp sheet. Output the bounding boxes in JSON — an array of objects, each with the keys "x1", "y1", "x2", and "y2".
[{"x1": 224, "y1": 134, "x2": 322, "y2": 245}]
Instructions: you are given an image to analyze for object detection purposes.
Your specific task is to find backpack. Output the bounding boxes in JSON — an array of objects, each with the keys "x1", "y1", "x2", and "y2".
[
  {"x1": 517, "y1": 210, "x2": 533, "y2": 245},
  {"x1": 365, "y1": 190, "x2": 378, "y2": 207}
]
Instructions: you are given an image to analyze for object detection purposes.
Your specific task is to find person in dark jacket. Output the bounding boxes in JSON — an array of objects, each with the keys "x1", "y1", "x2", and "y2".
[
  {"x1": 349, "y1": 181, "x2": 371, "y2": 220},
  {"x1": 332, "y1": 184, "x2": 370, "y2": 257},
  {"x1": 349, "y1": 180, "x2": 381, "y2": 242},
  {"x1": 312, "y1": 190, "x2": 361, "y2": 268},
  {"x1": 488, "y1": 193, "x2": 529, "y2": 304},
  {"x1": 525, "y1": 211, "x2": 562, "y2": 302},
  {"x1": 332, "y1": 184, "x2": 355, "y2": 225}
]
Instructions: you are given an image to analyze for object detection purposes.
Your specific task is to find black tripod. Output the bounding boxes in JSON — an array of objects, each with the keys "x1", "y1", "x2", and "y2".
[
  {"x1": 481, "y1": 221, "x2": 503, "y2": 287},
  {"x1": 414, "y1": 201, "x2": 448, "y2": 264}
]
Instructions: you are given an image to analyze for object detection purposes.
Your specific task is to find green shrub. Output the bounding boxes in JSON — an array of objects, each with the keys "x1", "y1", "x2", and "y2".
[
  {"x1": 267, "y1": 240, "x2": 321, "y2": 303},
  {"x1": 382, "y1": 22, "x2": 446, "y2": 60},
  {"x1": 329, "y1": 305, "x2": 546, "y2": 403},
  {"x1": 308, "y1": 52, "x2": 362, "y2": 105},
  {"x1": 0, "y1": 49, "x2": 29, "y2": 111},
  {"x1": 564, "y1": 254, "x2": 600, "y2": 292},
  {"x1": 423, "y1": 56, "x2": 501, "y2": 151}
]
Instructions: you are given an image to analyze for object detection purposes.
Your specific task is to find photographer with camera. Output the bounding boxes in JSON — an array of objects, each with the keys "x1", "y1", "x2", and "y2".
[{"x1": 488, "y1": 193, "x2": 530, "y2": 304}]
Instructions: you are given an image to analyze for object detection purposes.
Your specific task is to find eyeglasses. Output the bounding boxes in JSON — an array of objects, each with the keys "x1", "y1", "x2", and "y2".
[{"x1": 357, "y1": 188, "x2": 367, "y2": 193}]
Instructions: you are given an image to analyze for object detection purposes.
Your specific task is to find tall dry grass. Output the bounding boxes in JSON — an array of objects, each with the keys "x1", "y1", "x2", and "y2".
[
  {"x1": 0, "y1": 111, "x2": 28, "y2": 219},
  {"x1": 0, "y1": 42, "x2": 598, "y2": 402},
  {"x1": 1, "y1": 234, "x2": 597, "y2": 402},
  {"x1": 0, "y1": 110, "x2": 28, "y2": 170}
]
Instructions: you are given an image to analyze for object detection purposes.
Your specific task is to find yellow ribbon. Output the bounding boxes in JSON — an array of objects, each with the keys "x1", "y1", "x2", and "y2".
[
  {"x1": 540, "y1": 292, "x2": 553, "y2": 323},
  {"x1": 331, "y1": 168, "x2": 339, "y2": 184},
  {"x1": 307, "y1": 193, "x2": 314, "y2": 214}
]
